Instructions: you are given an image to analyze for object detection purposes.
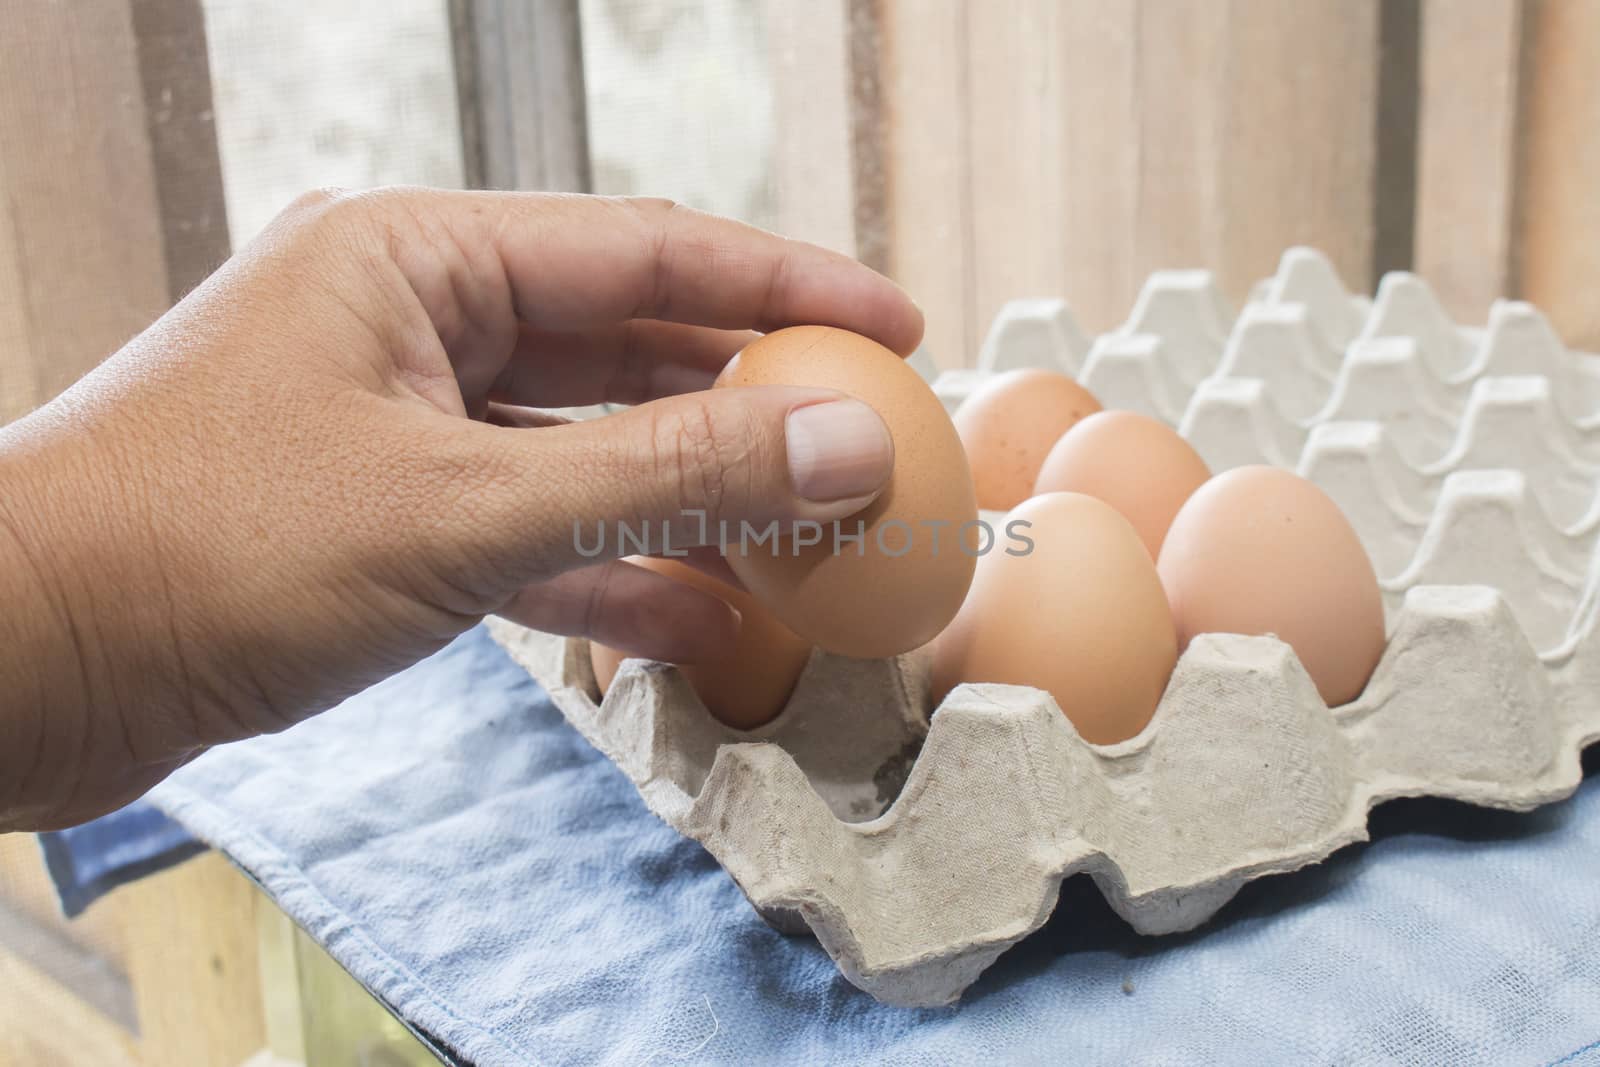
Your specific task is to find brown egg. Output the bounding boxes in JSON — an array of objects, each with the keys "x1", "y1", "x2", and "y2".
[
  {"x1": 715, "y1": 326, "x2": 978, "y2": 659},
  {"x1": 589, "y1": 557, "x2": 812, "y2": 730},
  {"x1": 955, "y1": 369, "x2": 1102, "y2": 510},
  {"x1": 1032, "y1": 411, "x2": 1211, "y2": 559},
  {"x1": 932, "y1": 492, "x2": 1178, "y2": 744},
  {"x1": 1157, "y1": 466, "x2": 1386, "y2": 707}
]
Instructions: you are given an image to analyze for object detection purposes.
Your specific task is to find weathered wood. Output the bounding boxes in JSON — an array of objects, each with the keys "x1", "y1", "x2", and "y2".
[
  {"x1": 766, "y1": 0, "x2": 889, "y2": 272},
  {"x1": 0, "y1": 935, "x2": 142, "y2": 1067},
  {"x1": 119, "y1": 852, "x2": 267, "y2": 1067},
  {"x1": 1129, "y1": 0, "x2": 1219, "y2": 289},
  {"x1": 1414, "y1": 0, "x2": 1526, "y2": 323},
  {"x1": 254, "y1": 892, "x2": 308, "y2": 1064},
  {"x1": 0, "y1": 0, "x2": 230, "y2": 424},
  {"x1": 0, "y1": 2, "x2": 169, "y2": 421},
  {"x1": 130, "y1": 0, "x2": 232, "y2": 300},
  {"x1": 878, "y1": 0, "x2": 974, "y2": 368},
  {"x1": 0, "y1": 892, "x2": 136, "y2": 1034},
  {"x1": 0, "y1": 833, "x2": 130, "y2": 972},
  {"x1": 1372, "y1": 0, "x2": 1421, "y2": 281},
  {"x1": 768, "y1": 0, "x2": 858, "y2": 256},
  {"x1": 846, "y1": 0, "x2": 889, "y2": 274},
  {"x1": 966, "y1": 0, "x2": 1079, "y2": 337},
  {"x1": 1515, "y1": 0, "x2": 1600, "y2": 350},
  {"x1": 1205, "y1": 1, "x2": 1382, "y2": 309},
  {"x1": 872, "y1": 0, "x2": 1387, "y2": 359},
  {"x1": 450, "y1": 0, "x2": 592, "y2": 192},
  {"x1": 0, "y1": 839, "x2": 139, "y2": 1063}
]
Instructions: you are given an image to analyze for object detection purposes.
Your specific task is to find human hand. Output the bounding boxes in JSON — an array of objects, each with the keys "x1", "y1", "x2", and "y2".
[{"x1": 0, "y1": 189, "x2": 919, "y2": 829}]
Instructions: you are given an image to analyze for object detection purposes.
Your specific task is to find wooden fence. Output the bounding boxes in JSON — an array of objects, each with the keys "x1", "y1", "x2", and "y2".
[
  {"x1": 3, "y1": 0, "x2": 1598, "y2": 422},
  {"x1": 772, "y1": 0, "x2": 1600, "y2": 366}
]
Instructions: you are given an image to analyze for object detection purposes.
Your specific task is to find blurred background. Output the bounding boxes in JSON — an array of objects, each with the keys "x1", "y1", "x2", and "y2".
[
  {"x1": 3, "y1": 0, "x2": 1598, "y2": 430},
  {"x1": 1, "y1": 1, "x2": 1597, "y2": 1063}
]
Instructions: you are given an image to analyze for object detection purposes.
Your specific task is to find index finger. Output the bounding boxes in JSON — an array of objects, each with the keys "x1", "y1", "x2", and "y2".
[{"x1": 486, "y1": 193, "x2": 925, "y2": 356}]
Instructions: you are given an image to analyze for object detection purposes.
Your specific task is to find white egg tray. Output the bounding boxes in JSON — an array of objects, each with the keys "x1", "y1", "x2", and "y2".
[{"x1": 488, "y1": 248, "x2": 1600, "y2": 1008}]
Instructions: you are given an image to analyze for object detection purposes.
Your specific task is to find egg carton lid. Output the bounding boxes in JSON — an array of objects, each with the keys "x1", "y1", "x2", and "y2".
[{"x1": 488, "y1": 250, "x2": 1600, "y2": 1007}]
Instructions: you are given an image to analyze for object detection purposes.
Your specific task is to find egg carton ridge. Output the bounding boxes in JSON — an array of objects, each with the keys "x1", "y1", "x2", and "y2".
[{"x1": 488, "y1": 578, "x2": 1600, "y2": 1007}]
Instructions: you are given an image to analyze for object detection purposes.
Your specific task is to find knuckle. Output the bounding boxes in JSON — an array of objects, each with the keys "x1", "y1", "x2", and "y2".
[
  {"x1": 286, "y1": 185, "x2": 348, "y2": 215},
  {"x1": 341, "y1": 185, "x2": 423, "y2": 221},
  {"x1": 271, "y1": 186, "x2": 376, "y2": 252},
  {"x1": 279, "y1": 186, "x2": 418, "y2": 242},
  {"x1": 622, "y1": 195, "x2": 680, "y2": 219},
  {"x1": 582, "y1": 562, "x2": 616, "y2": 640},
  {"x1": 652, "y1": 398, "x2": 759, "y2": 526}
]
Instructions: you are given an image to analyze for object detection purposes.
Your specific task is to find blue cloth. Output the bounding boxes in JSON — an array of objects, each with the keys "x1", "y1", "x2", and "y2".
[
  {"x1": 47, "y1": 627, "x2": 1600, "y2": 1065},
  {"x1": 38, "y1": 800, "x2": 202, "y2": 917}
]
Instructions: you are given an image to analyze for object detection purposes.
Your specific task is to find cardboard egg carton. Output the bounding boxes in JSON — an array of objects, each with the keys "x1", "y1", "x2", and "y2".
[{"x1": 487, "y1": 248, "x2": 1600, "y2": 1007}]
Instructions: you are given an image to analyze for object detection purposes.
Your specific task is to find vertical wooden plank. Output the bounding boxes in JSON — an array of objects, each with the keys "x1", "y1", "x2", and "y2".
[
  {"x1": 451, "y1": 0, "x2": 592, "y2": 192},
  {"x1": 449, "y1": 0, "x2": 490, "y2": 192},
  {"x1": 965, "y1": 0, "x2": 1073, "y2": 338},
  {"x1": 255, "y1": 897, "x2": 309, "y2": 1064},
  {"x1": 0, "y1": 891, "x2": 137, "y2": 1038},
  {"x1": 764, "y1": 0, "x2": 889, "y2": 265},
  {"x1": 1413, "y1": 0, "x2": 1525, "y2": 323},
  {"x1": 846, "y1": 0, "x2": 890, "y2": 274},
  {"x1": 119, "y1": 852, "x2": 267, "y2": 1067},
  {"x1": 1210, "y1": 0, "x2": 1382, "y2": 303},
  {"x1": 129, "y1": 0, "x2": 233, "y2": 301},
  {"x1": 0, "y1": 834, "x2": 129, "y2": 974},
  {"x1": 1128, "y1": 0, "x2": 1385, "y2": 309},
  {"x1": 873, "y1": 0, "x2": 1385, "y2": 358},
  {"x1": 1372, "y1": 0, "x2": 1421, "y2": 282},
  {"x1": 879, "y1": 0, "x2": 974, "y2": 368},
  {"x1": 0, "y1": 156, "x2": 32, "y2": 421},
  {"x1": 1060, "y1": 0, "x2": 1138, "y2": 333},
  {"x1": 767, "y1": 0, "x2": 857, "y2": 256},
  {"x1": 0, "y1": 0, "x2": 230, "y2": 424},
  {"x1": 0, "y1": 943, "x2": 141, "y2": 1067},
  {"x1": 1515, "y1": 0, "x2": 1600, "y2": 350},
  {"x1": 291, "y1": 920, "x2": 442, "y2": 1066},
  {"x1": 1132, "y1": 1, "x2": 1224, "y2": 281},
  {"x1": 766, "y1": 0, "x2": 888, "y2": 268},
  {"x1": 0, "y1": 2, "x2": 169, "y2": 421}
]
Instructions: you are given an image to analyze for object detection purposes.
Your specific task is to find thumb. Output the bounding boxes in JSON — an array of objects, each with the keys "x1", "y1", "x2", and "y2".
[{"x1": 459, "y1": 385, "x2": 895, "y2": 587}]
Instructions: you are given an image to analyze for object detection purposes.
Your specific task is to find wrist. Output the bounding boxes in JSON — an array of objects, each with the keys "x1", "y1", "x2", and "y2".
[
  {"x1": 0, "y1": 424, "x2": 91, "y2": 826},
  {"x1": 0, "y1": 406, "x2": 193, "y2": 829}
]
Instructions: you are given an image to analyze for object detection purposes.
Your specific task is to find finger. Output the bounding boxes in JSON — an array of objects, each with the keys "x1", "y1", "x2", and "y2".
[
  {"x1": 484, "y1": 402, "x2": 574, "y2": 429},
  {"x1": 486, "y1": 194, "x2": 924, "y2": 355},
  {"x1": 454, "y1": 383, "x2": 896, "y2": 583},
  {"x1": 608, "y1": 546, "x2": 743, "y2": 589},
  {"x1": 660, "y1": 545, "x2": 743, "y2": 589},
  {"x1": 489, "y1": 320, "x2": 754, "y2": 408},
  {"x1": 496, "y1": 558, "x2": 739, "y2": 664}
]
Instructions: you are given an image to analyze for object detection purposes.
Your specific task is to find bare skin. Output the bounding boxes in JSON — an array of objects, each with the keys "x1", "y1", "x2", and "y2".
[{"x1": 0, "y1": 189, "x2": 916, "y2": 831}]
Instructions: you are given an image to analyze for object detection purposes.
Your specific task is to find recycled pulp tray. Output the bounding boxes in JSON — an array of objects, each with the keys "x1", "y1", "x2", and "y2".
[{"x1": 488, "y1": 249, "x2": 1600, "y2": 1008}]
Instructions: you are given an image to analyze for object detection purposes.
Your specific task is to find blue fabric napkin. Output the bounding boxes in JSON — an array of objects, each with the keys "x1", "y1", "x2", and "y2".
[
  {"x1": 44, "y1": 626, "x2": 1600, "y2": 1065},
  {"x1": 38, "y1": 800, "x2": 203, "y2": 917}
]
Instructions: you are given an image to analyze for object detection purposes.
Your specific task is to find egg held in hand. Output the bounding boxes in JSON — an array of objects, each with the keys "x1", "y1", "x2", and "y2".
[
  {"x1": 715, "y1": 326, "x2": 978, "y2": 660},
  {"x1": 1032, "y1": 410, "x2": 1210, "y2": 560},
  {"x1": 1157, "y1": 465, "x2": 1386, "y2": 707},
  {"x1": 955, "y1": 369, "x2": 1102, "y2": 510},
  {"x1": 589, "y1": 557, "x2": 813, "y2": 730},
  {"x1": 932, "y1": 492, "x2": 1178, "y2": 745}
]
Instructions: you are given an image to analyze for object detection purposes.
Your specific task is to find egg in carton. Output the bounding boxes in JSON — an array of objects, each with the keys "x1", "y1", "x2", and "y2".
[{"x1": 487, "y1": 248, "x2": 1600, "y2": 1008}]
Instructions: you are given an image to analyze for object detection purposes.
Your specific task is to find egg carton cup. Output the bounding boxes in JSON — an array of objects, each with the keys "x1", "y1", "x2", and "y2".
[{"x1": 488, "y1": 249, "x2": 1600, "y2": 1007}]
